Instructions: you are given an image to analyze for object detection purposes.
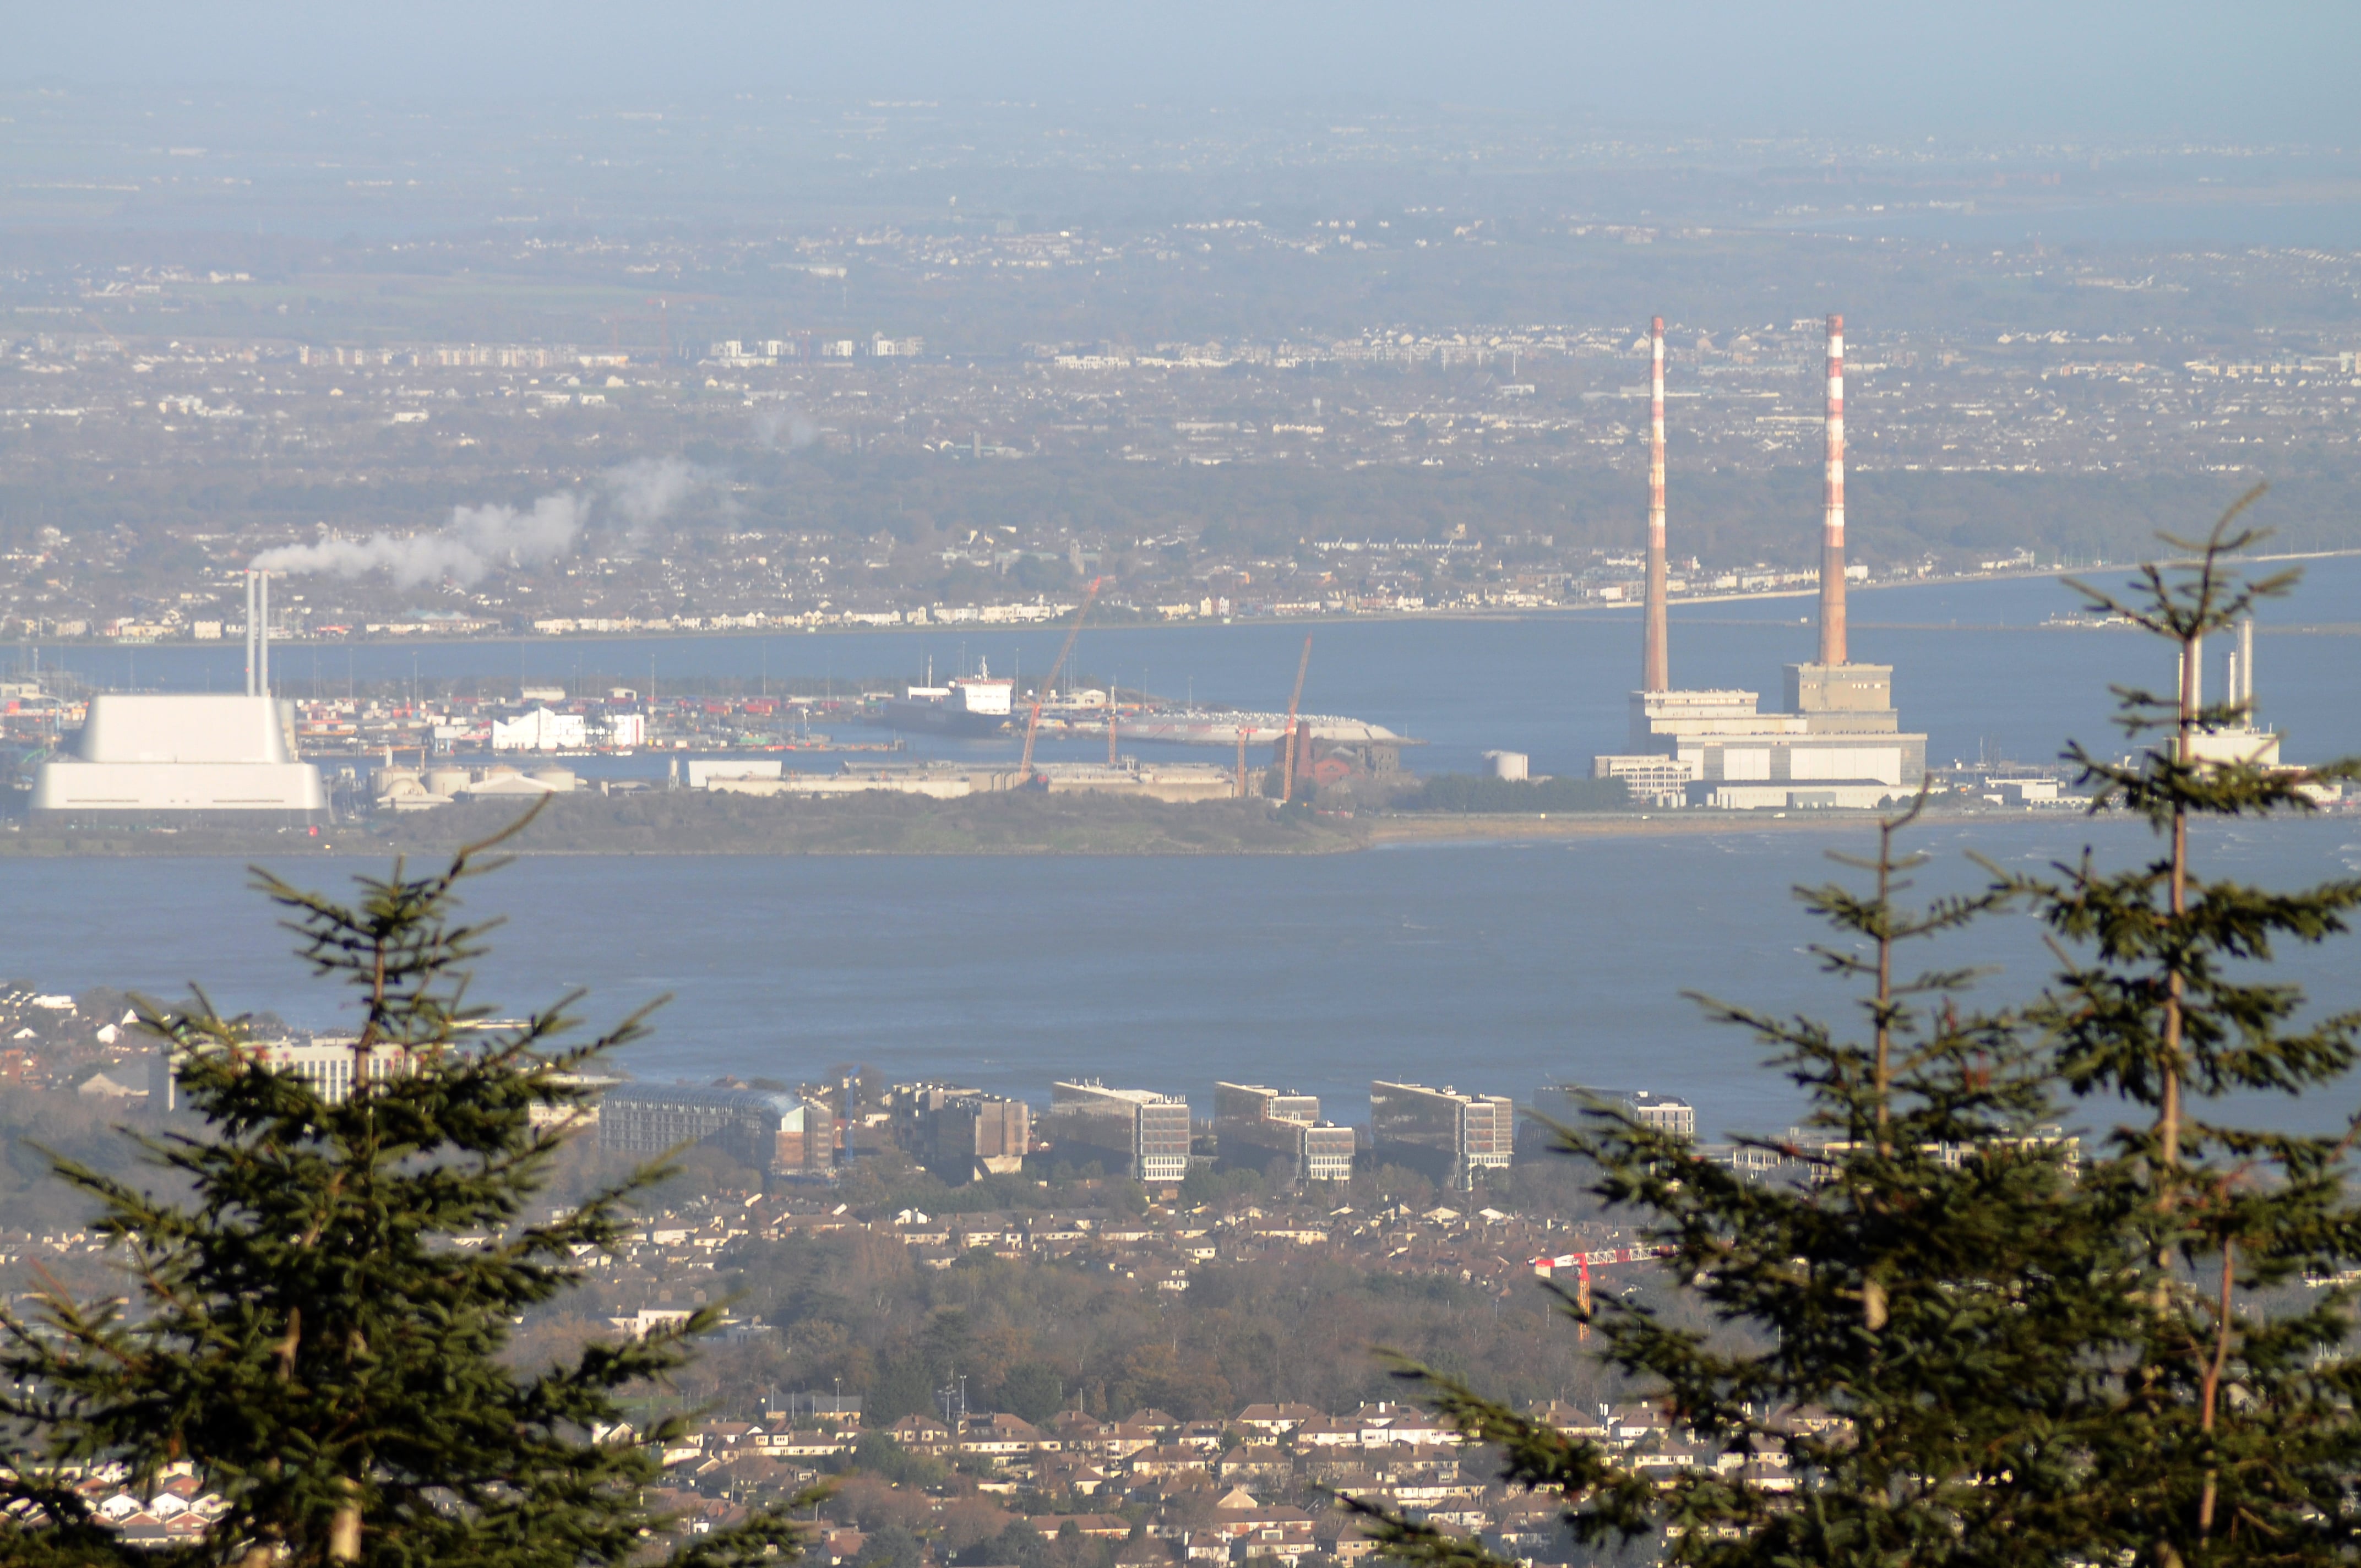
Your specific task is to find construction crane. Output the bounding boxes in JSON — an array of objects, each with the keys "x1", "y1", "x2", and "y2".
[
  {"x1": 1530, "y1": 1245, "x2": 1676, "y2": 1341},
  {"x1": 1278, "y1": 634, "x2": 1313, "y2": 803},
  {"x1": 1017, "y1": 578, "x2": 1103, "y2": 780}
]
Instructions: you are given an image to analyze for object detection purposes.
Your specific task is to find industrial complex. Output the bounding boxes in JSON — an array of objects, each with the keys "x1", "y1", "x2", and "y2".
[
  {"x1": 29, "y1": 570, "x2": 327, "y2": 823},
  {"x1": 1593, "y1": 315, "x2": 1928, "y2": 810}
]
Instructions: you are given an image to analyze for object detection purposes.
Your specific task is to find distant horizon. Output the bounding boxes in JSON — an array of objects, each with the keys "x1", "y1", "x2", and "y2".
[{"x1": 12, "y1": 1, "x2": 2359, "y2": 144}]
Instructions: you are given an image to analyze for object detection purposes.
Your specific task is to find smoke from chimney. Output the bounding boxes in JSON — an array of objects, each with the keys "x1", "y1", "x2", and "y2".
[
  {"x1": 1643, "y1": 315, "x2": 1669, "y2": 693},
  {"x1": 1818, "y1": 313, "x2": 1848, "y2": 667}
]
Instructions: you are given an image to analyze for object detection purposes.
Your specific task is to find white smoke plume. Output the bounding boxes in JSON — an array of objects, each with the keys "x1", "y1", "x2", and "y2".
[
  {"x1": 252, "y1": 492, "x2": 589, "y2": 587},
  {"x1": 753, "y1": 407, "x2": 819, "y2": 450},
  {"x1": 605, "y1": 455, "x2": 699, "y2": 531}
]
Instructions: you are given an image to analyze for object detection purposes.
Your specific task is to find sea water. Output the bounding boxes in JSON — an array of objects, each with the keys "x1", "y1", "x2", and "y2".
[
  {"x1": 9, "y1": 562, "x2": 2361, "y2": 1140},
  {"x1": 6, "y1": 818, "x2": 2358, "y2": 1143}
]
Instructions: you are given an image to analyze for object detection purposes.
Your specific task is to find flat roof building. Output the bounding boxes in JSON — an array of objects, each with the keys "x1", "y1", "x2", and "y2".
[
  {"x1": 599, "y1": 1083, "x2": 833, "y2": 1175},
  {"x1": 887, "y1": 1082, "x2": 1033, "y2": 1184},
  {"x1": 1524, "y1": 1084, "x2": 1696, "y2": 1153},
  {"x1": 149, "y1": 1036, "x2": 409, "y2": 1111},
  {"x1": 32, "y1": 694, "x2": 327, "y2": 821},
  {"x1": 1370, "y1": 1081, "x2": 1514, "y2": 1191},
  {"x1": 1045, "y1": 1080, "x2": 1190, "y2": 1185},
  {"x1": 1215, "y1": 1082, "x2": 1357, "y2": 1184}
]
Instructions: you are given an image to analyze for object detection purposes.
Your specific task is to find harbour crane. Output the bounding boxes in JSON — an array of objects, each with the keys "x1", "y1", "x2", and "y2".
[
  {"x1": 1530, "y1": 1245, "x2": 1676, "y2": 1341},
  {"x1": 1016, "y1": 578, "x2": 1103, "y2": 780},
  {"x1": 1279, "y1": 634, "x2": 1313, "y2": 803}
]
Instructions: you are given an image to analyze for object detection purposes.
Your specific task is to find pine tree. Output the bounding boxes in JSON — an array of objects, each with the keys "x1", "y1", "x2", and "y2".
[
  {"x1": 0, "y1": 816, "x2": 806, "y2": 1567},
  {"x1": 2010, "y1": 489, "x2": 2361, "y2": 1565},
  {"x1": 1356, "y1": 493, "x2": 2361, "y2": 1568}
]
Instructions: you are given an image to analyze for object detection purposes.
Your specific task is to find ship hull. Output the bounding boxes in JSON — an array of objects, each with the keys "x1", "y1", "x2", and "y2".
[{"x1": 874, "y1": 699, "x2": 1010, "y2": 738}]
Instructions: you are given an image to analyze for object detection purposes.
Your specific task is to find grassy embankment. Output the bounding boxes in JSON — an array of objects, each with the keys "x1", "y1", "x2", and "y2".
[{"x1": 0, "y1": 791, "x2": 1369, "y2": 857}]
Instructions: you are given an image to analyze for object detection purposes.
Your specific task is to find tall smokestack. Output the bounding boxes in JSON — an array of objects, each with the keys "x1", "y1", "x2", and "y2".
[
  {"x1": 1642, "y1": 317, "x2": 1670, "y2": 692},
  {"x1": 1817, "y1": 313, "x2": 1848, "y2": 666}
]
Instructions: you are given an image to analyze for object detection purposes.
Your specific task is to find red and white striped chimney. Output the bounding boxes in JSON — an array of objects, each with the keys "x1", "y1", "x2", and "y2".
[
  {"x1": 1817, "y1": 313, "x2": 1848, "y2": 667},
  {"x1": 1642, "y1": 316, "x2": 1669, "y2": 692}
]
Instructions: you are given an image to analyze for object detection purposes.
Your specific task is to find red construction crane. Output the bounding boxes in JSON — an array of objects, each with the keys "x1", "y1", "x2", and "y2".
[
  {"x1": 1017, "y1": 578, "x2": 1103, "y2": 780},
  {"x1": 1279, "y1": 634, "x2": 1313, "y2": 803},
  {"x1": 1530, "y1": 1245, "x2": 1675, "y2": 1340}
]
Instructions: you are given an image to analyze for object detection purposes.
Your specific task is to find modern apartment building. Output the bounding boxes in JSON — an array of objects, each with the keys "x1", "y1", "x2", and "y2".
[
  {"x1": 1214, "y1": 1082, "x2": 1357, "y2": 1184},
  {"x1": 1045, "y1": 1080, "x2": 1191, "y2": 1184},
  {"x1": 1524, "y1": 1084, "x2": 1696, "y2": 1154},
  {"x1": 1369, "y1": 1080, "x2": 1515, "y2": 1191},
  {"x1": 598, "y1": 1083, "x2": 834, "y2": 1175}
]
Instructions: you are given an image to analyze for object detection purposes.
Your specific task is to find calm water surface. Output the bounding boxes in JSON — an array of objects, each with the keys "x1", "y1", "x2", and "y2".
[{"x1": 6, "y1": 819, "x2": 2359, "y2": 1141}]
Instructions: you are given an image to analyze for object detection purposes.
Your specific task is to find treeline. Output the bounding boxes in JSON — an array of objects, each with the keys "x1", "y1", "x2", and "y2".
[{"x1": 666, "y1": 1228, "x2": 1634, "y2": 1429}]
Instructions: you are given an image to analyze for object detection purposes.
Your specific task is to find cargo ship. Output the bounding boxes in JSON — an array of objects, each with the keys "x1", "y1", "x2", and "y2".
[{"x1": 873, "y1": 668, "x2": 1015, "y2": 737}]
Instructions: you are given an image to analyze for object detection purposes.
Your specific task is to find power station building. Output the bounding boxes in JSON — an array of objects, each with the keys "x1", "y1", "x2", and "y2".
[
  {"x1": 1214, "y1": 1082, "x2": 1357, "y2": 1184},
  {"x1": 1043, "y1": 1080, "x2": 1191, "y2": 1184},
  {"x1": 31, "y1": 693, "x2": 328, "y2": 821},
  {"x1": 31, "y1": 571, "x2": 325, "y2": 822},
  {"x1": 887, "y1": 1082, "x2": 1033, "y2": 1184},
  {"x1": 1593, "y1": 314, "x2": 1925, "y2": 810},
  {"x1": 1369, "y1": 1080, "x2": 1515, "y2": 1191}
]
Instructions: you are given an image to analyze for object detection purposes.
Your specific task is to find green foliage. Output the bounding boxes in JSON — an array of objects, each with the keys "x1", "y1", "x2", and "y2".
[
  {"x1": 1177, "y1": 1164, "x2": 1266, "y2": 1207},
  {"x1": 0, "y1": 814, "x2": 804, "y2": 1567},
  {"x1": 836, "y1": 1434, "x2": 948, "y2": 1490},
  {"x1": 852, "y1": 1523, "x2": 926, "y2": 1568},
  {"x1": 1394, "y1": 774, "x2": 1629, "y2": 814},
  {"x1": 2001, "y1": 491, "x2": 2361, "y2": 1563},
  {"x1": 709, "y1": 1232, "x2": 1614, "y2": 1427},
  {"x1": 1359, "y1": 497, "x2": 2361, "y2": 1568}
]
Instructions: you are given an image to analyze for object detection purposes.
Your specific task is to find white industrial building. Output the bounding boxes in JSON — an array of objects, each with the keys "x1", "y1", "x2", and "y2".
[
  {"x1": 32, "y1": 569, "x2": 327, "y2": 823},
  {"x1": 32, "y1": 693, "x2": 327, "y2": 820},
  {"x1": 491, "y1": 706, "x2": 588, "y2": 752}
]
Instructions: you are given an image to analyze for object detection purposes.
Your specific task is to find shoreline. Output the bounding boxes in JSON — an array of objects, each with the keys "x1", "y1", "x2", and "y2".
[
  {"x1": 0, "y1": 803, "x2": 2131, "y2": 859},
  {"x1": 25, "y1": 548, "x2": 2361, "y2": 662}
]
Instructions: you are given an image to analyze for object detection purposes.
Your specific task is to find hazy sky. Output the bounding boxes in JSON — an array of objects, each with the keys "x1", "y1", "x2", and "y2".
[{"x1": 14, "y1": 1, "x2": 2360, "y2": 143}]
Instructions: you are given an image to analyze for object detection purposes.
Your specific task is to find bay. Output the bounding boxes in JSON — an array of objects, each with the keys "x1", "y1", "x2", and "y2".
[
  {"x1": 9, "y1": 559, "x2": 2361, "y2": 1142},
  {"x1": 6, "y1": 818, "x2": 2359, "y2": 1144}
]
